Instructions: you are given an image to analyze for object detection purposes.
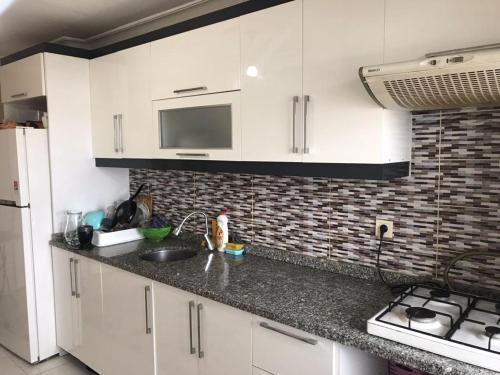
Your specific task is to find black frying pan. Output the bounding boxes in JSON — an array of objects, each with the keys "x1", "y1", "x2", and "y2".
[{"x1": 113, "y1": 184, "x2": 145, "y2": 226}]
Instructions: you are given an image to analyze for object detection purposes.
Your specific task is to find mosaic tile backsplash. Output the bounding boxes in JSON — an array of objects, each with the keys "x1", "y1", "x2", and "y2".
[{"x1": 130, "y1": 107, "x2": 500, "y2": 290}]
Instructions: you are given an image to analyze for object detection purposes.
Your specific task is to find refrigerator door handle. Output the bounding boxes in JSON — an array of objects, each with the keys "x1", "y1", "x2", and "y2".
[{"x1": 0, "y1": 200, "x2": 30, "y2": 208}]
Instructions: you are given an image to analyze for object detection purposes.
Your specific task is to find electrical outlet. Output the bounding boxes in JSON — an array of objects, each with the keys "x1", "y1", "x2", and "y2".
[{"x1": 375, "y1": 219, "x2": 394, "y2": 239}]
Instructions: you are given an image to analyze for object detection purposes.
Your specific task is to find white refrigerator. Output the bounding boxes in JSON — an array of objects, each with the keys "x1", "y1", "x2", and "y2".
[{"x1": 0, "y1": 128, "x2": 57, "y2": 363}]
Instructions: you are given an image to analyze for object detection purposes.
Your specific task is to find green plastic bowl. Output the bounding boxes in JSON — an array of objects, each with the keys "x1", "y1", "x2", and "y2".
[{"x1": 141, "y1": 227, "x2": 172, "y2": 242}]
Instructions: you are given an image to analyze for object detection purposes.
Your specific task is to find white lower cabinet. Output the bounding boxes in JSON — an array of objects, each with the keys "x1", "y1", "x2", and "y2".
[
  {"x1": 252, "y1": 317, "x2": 334, "y2": 375},
  {"x1": 99, "y1": 265, "x2": 155, "y2": 375},
  {"x1": 154, "y1": 283, "x2": 252, "y2": 375}
]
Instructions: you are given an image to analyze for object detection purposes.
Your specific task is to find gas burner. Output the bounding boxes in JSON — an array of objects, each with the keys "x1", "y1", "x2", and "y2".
[
  {"x1": 430, "y1": 289, "x2": 451, "y2": 300},
  {"x1": 485, "y1": 326, "x2": 500, "y2": 338},
  {"x1": 406, "y1": 307, "x2": 437, "y2": 323}
]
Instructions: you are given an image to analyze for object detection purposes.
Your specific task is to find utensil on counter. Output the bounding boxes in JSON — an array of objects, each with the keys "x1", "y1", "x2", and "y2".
[
  {"x1": 78, "y1": 225, "x2": 94, "y2": 250},
  {"x1": 113, "y1": 184, "x2": 145, "y2": 227}
]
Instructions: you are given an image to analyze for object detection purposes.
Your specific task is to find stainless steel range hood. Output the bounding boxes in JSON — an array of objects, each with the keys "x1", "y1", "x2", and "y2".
[{"x1": 359, "y1": 44, "x2": 500, "y2": 111}]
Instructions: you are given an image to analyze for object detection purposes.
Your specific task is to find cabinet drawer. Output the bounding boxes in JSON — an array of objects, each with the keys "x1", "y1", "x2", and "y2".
[
  {"x1": 0, "y1": 54, "x2": 45, "y2": 103},
  {"x1": 151, "y1": 18, "x2": 240, "y2": 100},
  {"x1": 252, "y1": 317, "x2": 334, "y2": 375}
]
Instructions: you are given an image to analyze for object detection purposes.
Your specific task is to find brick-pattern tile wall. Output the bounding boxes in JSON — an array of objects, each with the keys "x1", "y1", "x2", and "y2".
[{"x1": 130, "y1": 107, "x2": 500, "y2": 289}]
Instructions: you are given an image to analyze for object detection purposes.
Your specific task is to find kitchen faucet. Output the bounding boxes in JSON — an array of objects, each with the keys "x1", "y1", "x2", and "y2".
[{"x1": 173, "y1": 211, "x2": 215, "y2": 251}]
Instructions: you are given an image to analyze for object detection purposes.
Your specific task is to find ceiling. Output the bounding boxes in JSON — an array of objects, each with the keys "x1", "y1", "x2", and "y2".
[{"x1": 0, "y1": 0, "x2": 199, "y2": 58}]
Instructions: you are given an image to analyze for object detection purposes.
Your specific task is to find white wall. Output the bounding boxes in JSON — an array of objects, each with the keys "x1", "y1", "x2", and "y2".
[{"x1": 43, "y1": 53, "x2": 129, "y2": 232}]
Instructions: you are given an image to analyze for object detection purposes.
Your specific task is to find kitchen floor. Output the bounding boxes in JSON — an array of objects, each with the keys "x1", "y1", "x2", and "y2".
[{"x1": 0, "y1": 346, "x2": 94, "y2": 375}]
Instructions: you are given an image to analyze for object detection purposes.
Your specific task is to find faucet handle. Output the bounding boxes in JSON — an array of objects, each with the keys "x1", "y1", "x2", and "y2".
[{"x1": 173, "y1": 226, "x2": 182, "y2": 236}]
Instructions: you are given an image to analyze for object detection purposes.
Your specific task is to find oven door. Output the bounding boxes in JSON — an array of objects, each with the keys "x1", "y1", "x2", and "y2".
[{"x1": 152, "y1": 91, "x2": 241, "y2": 161}]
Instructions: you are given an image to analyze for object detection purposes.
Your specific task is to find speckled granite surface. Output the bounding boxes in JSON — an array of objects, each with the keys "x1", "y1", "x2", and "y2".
[{"x1": 50, "y1": 236, "x2": 499, "y2": 375}]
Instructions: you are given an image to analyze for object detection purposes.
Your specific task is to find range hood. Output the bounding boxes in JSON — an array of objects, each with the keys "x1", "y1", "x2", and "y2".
[{"x1": 359, "y1": 44, "x2": 500, "y2": 111}]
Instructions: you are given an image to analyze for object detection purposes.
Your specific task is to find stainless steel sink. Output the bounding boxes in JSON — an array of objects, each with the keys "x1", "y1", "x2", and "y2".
[{"x1": 140, "y1": 248, "x2": 197, "y2": 262}]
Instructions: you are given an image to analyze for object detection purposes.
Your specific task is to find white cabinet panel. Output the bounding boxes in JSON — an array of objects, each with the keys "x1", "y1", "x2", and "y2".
[
  {"x1": 100, "y1": 265, "x2": 154, "y2": 375},
  {"x1": 198, "y1": 297, "x2": 252, "y2": 375},
  {"x1": 90, "y1": 44, "x2": 152, "y2": 158},
  {"x1": 385, "y1": 0, "x2": 500, "y2": 63},
  {"x1": 302, "y1": 0, "x2": 394, "y2": 164},
  {"x1": 52, "y1": 248, "x2": 74, "y2": 353},
  {"x1": 154, "y1": 284, "x2": 198, "y2": 375},
  {"x1": 241, "y1": 1, "x2": 303, "y2": 162},
  {"x1": 0, "y1": 54, "x2": 45, "y2": 103},
  {"x1": 151, "y1": 18, "x2": 240, "y2": 100},
  {"x1": 252, "y1": 317, "x2": 334, "y2": 375}
]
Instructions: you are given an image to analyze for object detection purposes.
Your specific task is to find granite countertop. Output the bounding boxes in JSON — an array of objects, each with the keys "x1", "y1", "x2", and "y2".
[{"x1": 50, "y1": 236, "x2": 499, "y2": 375}]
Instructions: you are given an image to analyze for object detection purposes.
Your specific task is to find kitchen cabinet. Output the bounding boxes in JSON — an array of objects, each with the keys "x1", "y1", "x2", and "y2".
[
  {"x1": 90, "y1": 44, "x2": 153, "y2": 159},
  {"x1": 100, "y1": 265, "x2": 155, "y2": 375},
  {"x1": 151, "y1": 18, "x2": 240, "y2": 100},
  {"x1": 301, "y1": 0, "x2": 410, "y2": 164},
  {"x1": 240, "y1": 1, "x2": 303, "y2": 162},
  {"x1": 51, "y1": 247, "x2": 103, "y2": 372},
  {"x1": 154, "y1": 283, "x2": 252, "y2": 375},
  {"x1": 0, "y1": 54, "x2": 45, "y2": 103},
  {"x1": 152, "y1": 91, "x2": 242, "y2": 161},
  {"x1": 252, "y1": 317, "x2": 334, "y2": 375}
]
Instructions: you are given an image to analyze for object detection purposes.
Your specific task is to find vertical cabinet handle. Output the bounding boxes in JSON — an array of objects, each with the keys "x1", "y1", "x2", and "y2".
[
  {"x1": 292, "y1": 96, "x2": 299, "y2": 154},
  {"x1": 189, "y1": 301, "x2": 196, "y2": 354},
  {"x1": 73, "y1": 259, "x2": 80, "y2": 299},
  {"x1": 144, "y1": 286, "x2": 152, "y2": 334},
  {"x1": 303, "y1": 95, "x2": 310, "y2": 154},
  {"x1": 69, "y1": 258, "x2": 75, "y2": 297},
  {"x1": 118, "y1": 114, "x2": 124, "y2": 153},
  {"x1": 113, "y1": 115, "x2": 119, "y2": 153},
  {"x1": 197, "y1": 303, "x2": 204, "y2": 359}
]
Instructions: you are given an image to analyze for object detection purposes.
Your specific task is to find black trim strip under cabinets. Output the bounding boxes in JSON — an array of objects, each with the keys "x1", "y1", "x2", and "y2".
[
  {"x1": 95, "y1": 159, "x2": 410, "y2": 180},
  {"x1": 0, "y1": 0, "x2": 293, "y2": 65}
]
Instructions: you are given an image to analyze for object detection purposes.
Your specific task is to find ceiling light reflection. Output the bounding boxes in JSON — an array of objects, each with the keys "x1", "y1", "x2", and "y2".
[{"x1": 0, "y1": 0, "x2": 14, "y2": 14}]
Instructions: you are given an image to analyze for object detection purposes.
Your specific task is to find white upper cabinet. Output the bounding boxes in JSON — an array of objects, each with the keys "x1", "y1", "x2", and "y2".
[
  {"x1": 302, "y1": 0, "x2": 410, "y2": 164},
  {"x1": 90, "y1": 44, "x2": 153, "y2": 159},
  {"x1": 0, "y1": 54, "x2": 45, "y2": 103},
  {"x1": 384, "y1": 0, "x2": 500, "y2": 63},
  {"x1": 240, "y1": 1, "x2": 303, "y2": 162},
  {"x1": 151, "y1": 18, "x2": 241, "y2": 100}
]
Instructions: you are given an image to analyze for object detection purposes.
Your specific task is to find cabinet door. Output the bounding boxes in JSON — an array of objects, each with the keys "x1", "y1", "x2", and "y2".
[
  {"x1": 51, "y1": 247, "x2": 75, "y2": 353},
  {"x1": 302, "y1": 0, "x2": 387, "y2": 163},
  {"x1": 198, "y1": 297, "x2": 252, "y2": 375},
  {"x1": 0, "y1": 54, "x2": 45, "y2": 103},
  {"x1": 100, "y1": 265, "x2": 154, "y2": 375},
  {"x1": 240, "y1": 1, "x2": 303, "y2": 162},
  {"x1": 72, "y1": 257, "x2": 103, "y2": 373},
  {"x1": 151, "y1": 18, "x2": 240, "y2": 100},
  {"x1": 252, "y1": 317, "x2": 333, "y2": 375},
  {"x1": 90, "y1": 44, "x2": 153, "y2": 159},
  {"x1": 154, "y1": 283, "x2": 198, "y2": 375}
]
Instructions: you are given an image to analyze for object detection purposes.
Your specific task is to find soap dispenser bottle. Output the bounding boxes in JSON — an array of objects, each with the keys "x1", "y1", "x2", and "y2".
[{"x1": 216, "y1": 209, "x2": 229, "y2": 252}]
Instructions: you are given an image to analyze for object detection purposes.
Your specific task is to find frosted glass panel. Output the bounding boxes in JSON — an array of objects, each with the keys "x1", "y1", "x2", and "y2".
[{"x1": 159, "y1": 105, "x2": 232, "y2": 149}]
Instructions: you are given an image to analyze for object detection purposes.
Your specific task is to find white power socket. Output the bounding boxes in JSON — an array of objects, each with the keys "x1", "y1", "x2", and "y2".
[{"x1": 375, "y1": 219, "x2": 394, "y2": 239}]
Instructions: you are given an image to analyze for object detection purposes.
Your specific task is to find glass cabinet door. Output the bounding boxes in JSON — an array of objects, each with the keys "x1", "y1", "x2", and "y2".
[{"x1": 152, "y1": 91, "x2": 241, "y2": 161}]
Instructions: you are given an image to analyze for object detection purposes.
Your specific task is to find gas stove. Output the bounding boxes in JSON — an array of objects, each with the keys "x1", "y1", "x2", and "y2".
[{"x1": 367, "y1": 284, "x2": 500, "y2": 372}]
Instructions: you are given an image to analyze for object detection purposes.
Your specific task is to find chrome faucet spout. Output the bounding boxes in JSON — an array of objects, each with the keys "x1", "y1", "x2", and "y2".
[{"x1": 173, "y1": 211, "x2": 215, "y2": 251}]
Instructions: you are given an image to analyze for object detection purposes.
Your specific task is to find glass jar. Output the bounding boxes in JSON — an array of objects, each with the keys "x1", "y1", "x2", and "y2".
[{"x1": 64, "y1": 210, "x2": 82, "y2": 248}]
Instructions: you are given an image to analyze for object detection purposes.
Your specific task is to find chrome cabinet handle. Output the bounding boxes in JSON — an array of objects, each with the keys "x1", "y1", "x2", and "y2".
[
  {"x1": 11, "y1": 92, "x2": 28, "y2": 99},
  {"x1": 73, "y1": 259, "x2": 80, "y2": 299},
  {"x1": 197, "y1": 303, "x2": 204, "y2": 358},
  {"x1": 144, "y1": 286, "x2": 152, "y2": 334},
  {"x1": 113, "y1": 115, "x2": 119, "y2": 153},
  {"x1": 303, "y1": 95, "x2": 310, "y2": 154},
  {"x1": 189, "y1": 301, "x2": 196, "y2": 354},
  {"x1": 259, "y1": 322, "x2": 318, "y2": 345},
  {"x1": 173, "y1": 86, "x2": 207, "y2": 94},
  {"x1": 69, "y1": 258, "x2": 75, "y2": 297},
  {"x1": 118, "y1": 114, "x2": 124, "y2": 153},
  {"x1": 176, "y1": 153, "x2": 209, "y2": 158},
  {"x1": 292, "y1": 96, "x2": 299, "y2": 153}
]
